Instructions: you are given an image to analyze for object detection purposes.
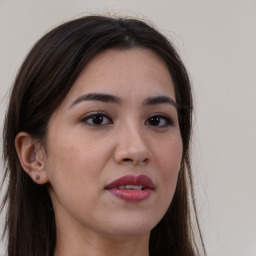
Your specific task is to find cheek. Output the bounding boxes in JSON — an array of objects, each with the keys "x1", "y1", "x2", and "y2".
[
  {"x1": 44, "y1": 130, "x2": 112, "y2": 190},
  {"x1": 45, "y1": 136, "x2": 102, "y2": 213},
  {"x1": 154, "y1": 136, "x2": 183, "y2": 202},
  {"x1": 157, "y1": 136, "x2": 183, "y2": 172}
]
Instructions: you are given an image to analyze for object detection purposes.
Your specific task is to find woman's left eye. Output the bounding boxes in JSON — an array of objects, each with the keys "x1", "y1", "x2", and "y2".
[
  {"x1": 145, "y1": 114, "x2": 173, "y2": 127},
  {"x1": 80, "y1": 112, "x2": 112, "y2": 126}
]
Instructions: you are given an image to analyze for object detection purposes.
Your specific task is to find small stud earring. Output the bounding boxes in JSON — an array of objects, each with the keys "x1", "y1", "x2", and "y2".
[{"x1": 36, "y1": 175, "x2": 40, "y2": 181}]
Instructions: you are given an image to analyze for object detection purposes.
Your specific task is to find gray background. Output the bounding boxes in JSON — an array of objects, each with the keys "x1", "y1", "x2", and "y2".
[{"x1": 0, "y1": 1, "x2": 256, "y2": 255}]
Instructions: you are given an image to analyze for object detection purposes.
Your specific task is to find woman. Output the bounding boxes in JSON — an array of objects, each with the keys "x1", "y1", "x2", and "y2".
[{"x1": 1, "y1": 15, "x2": 206, "y2": 256}]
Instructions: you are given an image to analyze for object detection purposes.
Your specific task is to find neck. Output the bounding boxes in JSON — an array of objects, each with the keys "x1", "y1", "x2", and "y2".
[{"x1": 54, "y1": 228, "x2": 150, "y2": 256}]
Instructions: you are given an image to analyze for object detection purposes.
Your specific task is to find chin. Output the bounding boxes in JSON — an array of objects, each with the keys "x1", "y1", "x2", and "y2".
[{"x1": 99, "y1": 214, "x2": 160, "y2": 239}]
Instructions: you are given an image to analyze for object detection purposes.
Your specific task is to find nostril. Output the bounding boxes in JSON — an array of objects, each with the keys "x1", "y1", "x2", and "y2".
[
  {"x1": 122, "y1": 157, "x2": 149, "y2": 165},
  {"x1": 143, "y1": 158, "x2": 149, "y2": 163},
  {"x1": 123, "y1": 158, "x2": 132, "y2": 162}
]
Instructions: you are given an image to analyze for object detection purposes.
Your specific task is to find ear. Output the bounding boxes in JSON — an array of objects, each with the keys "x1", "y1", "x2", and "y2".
[{"x1": 15, "y1": 132, "x2": 49, "y2": 185}]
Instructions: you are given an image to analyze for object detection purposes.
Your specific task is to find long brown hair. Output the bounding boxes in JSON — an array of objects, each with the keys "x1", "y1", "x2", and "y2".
[{"x1": 1, "y1": 15, "x2": 206, "y2": 256}]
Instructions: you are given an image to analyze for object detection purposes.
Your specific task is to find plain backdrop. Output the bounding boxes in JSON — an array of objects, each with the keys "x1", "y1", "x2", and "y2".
[{"x1": 0, "y1": 1, "x2": 255, "y2": 255}]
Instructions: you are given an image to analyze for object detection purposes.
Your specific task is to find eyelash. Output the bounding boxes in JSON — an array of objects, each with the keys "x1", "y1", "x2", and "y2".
[
  {"x1": 80, "y1": 112, "x2": 113, "y2": 126},
  {"x1": 145, "y1": 114, "x2": 174, "y2": 127},
  {"x1": 80, "y1": 112, "x2": 174, "y2": 128}
]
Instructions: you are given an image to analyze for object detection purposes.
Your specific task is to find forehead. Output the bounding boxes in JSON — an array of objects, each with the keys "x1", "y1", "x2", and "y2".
[{"x1": 62, "y1": 48, "x2": 175, "y2": 105}]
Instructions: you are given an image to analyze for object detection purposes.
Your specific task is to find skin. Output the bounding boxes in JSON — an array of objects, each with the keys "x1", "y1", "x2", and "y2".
[{"x1": 16, "y1": 48, "x2": 183, "y2": 256}]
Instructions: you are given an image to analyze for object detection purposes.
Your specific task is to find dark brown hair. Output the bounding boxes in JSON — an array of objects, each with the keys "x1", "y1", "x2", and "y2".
[{"x1": 1, "y1": 15, "x2": 206, "y2": 256}]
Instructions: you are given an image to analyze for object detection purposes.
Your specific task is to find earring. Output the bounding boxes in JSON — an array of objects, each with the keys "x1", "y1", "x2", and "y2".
[{"x1": 36, "y1": 175, "x2": 40, "y2": 181}]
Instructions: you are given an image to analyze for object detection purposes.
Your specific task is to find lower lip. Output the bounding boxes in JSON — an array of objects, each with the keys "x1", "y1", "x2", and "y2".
[{"x1": 107, "y1": 189, "x2": 153, "y2": 202}]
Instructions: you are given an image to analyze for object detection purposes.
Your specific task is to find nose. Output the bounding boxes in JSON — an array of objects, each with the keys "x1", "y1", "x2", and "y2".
[{"x1": 113, "y1": 125, "x2": 153, "y2": 166}]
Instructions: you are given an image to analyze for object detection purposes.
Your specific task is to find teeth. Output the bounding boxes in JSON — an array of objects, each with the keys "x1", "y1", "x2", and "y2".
[{"x1": 117, "y1": 185, "x2": 145, "y2": 190}]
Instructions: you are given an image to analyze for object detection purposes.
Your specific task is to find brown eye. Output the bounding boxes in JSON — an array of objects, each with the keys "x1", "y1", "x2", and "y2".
[
  {"x1": 146, "y1": 115, "x2": 173, "y2": 127},
  {"x1": 81, "y1": 112, "x2": 112, "y2": 126}
]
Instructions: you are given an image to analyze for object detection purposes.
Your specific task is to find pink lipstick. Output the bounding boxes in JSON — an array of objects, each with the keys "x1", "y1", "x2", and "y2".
[{"x1": 105, "y1": 175, "x2": 154, "y2": 202}]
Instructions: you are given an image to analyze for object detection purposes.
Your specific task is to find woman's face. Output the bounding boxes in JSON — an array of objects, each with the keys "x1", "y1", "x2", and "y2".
[{"x1": 42, "y1": 48, "x2": 183, "y2": 240}]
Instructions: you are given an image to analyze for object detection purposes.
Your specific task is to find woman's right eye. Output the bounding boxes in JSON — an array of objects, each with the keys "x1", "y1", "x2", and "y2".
[{"x1": 80, "y1": 112, "x2": 113, "y2": 126}]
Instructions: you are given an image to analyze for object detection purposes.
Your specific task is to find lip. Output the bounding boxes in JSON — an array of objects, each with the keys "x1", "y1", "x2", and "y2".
[{"x1": 105, "y1": 175, "x2": 154, "y2": 202}]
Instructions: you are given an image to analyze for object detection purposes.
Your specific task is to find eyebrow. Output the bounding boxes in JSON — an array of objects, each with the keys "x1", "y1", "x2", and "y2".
[
  {"x1": 70, "y1": 93, "x2": 177, "y2": 109},
  {"x1": 143, "y1": 96, "x2": 177, "y2": 109},
  {"x1": 70, "y1": 93, "x2": 122, "y2": 108}
]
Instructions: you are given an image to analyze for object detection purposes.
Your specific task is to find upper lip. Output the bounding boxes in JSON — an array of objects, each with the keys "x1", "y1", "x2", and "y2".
[{"x1": 105, "y1": 175, "x2": 154, "y2": 190}]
